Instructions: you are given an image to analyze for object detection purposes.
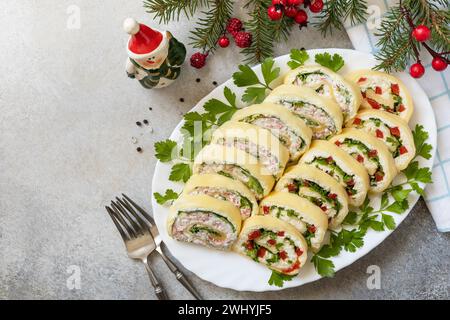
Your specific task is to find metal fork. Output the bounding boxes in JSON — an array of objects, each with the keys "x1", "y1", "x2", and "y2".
[{"x1": 106, "y1": 195, "x2": 202, "y2": 300}]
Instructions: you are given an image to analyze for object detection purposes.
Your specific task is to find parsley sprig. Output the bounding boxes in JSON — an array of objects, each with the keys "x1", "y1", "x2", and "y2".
[
  {"x1": 268, "y1": 271, "x2": 295, "y2": 287},
  {"x1": 310, "y1": 124, "x2": 433, "y2": 278},
  {"x1": 287, "y1": 48, "x2": 310, "y2": 69},
  {"x1": 232, "y1": 57, "x2": 280, "y2": 104},
  {"x1": 315, "y1": 52, "x2": 345, "y2": 72}
]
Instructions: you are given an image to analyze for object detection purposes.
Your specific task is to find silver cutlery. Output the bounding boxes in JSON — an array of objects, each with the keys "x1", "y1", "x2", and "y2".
[{"x1": 105, "y1": 194, "x2": 202, "y2": 300}]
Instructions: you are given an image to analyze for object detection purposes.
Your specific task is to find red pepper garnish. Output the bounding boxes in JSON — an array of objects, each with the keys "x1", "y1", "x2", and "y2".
[
  {"x1": 328, "y1": 193, "x2": 337, "y2": 200},
  {"x1": 353, "y1": 118, "x2": 362, "y2": 125},
  {"x1": 295, "y1": 248, "x2": 304, "y2": 256},
  {"x1": 308, "y1": 225, "x2": 317, "y2": 233},
  {"x1": 376, "y1": 129, "x2": 384, "y2": 138},
  {"x1": 361, "y1": 91, "x2": 366, "y2": 98},
  {"x1": 326, "y1": 156, "x2": 334, "y2": 164},
  {"x1": 257, "y1": 247, "x2": 266, "y2": 258},
  {"x1": 346, "y1": 178, "x2": 355, "y2": 187},
  {"x1": 334, "y1": 140, "x2": 342, "y2": 146},
  {"x1": 303, "y1": 180, "x2": 310, "y2": 187},
  {"x1": 391, "y1": 83, "x2": 400, "y2": 95},
  {"x1": 287, "y1": 183, "x2": 297, "y2": 192},
  {"x1": 368, "y1": 149, "x2": 378, "y2": 158},
  {"x1": 248, "y1": 230, "x2": 261, "y2": 240},
  {"x1": 375, "y1": 172, "x2": 384, "y2": 182},
  {"x1": 320, "y1": 205, "x2": 327, "y2": 212},
  {"x1": 358, "y1": 77, "x2": 367, "y2": 83},
  {"x1": 277, "y1": 231, "x2": 285, "y2": 237},
  {"x1": 246, "y1": 241, "x2": 254, "y2": 250},
  {"x1": 279, "y1": 251, "x2": 288, "y2": 260},
  {"x1": 262, "y1": 206, "x2": 270, "y2": 215},
  {"x1": 398, "y1": 104, "x2": 405, "y2": 112},
  {"x1": 282, "y1": 261, "x2": 300, "y2": 274},
  {"x1": 399, "y1": 146, "x2": 408, "y2": 155},
  {"x1": 267, "y1": 239, "x2": 276, "y2": 246},
  {"x1": 356, "y1": 154, "x2": 364, "y2": 163},
  {"x1": 390, "y1": 126, "x2": 400, "y2": 137},
  {"x1": 375, "y1": 86, "x2": 382, "y2": 95},
  {"x1": 367, "y1": 98, "x2": 381, "y2": 109}
]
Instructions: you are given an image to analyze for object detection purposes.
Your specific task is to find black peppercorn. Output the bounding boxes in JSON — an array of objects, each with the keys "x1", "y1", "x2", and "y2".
[
  {"x1": 136, "y1": 121, "x2": 142, "y2": 126},
  {"x1": 213, "y1": 81, "x2": 218, "y2": 86},
  {"x1": 196, "y1": 78, "x2": 201, "y2": 83},
  {"x1": 143, "y1": 119, "x2": 149, "y2": 125},
  {"x1": 149, "y1": 107, "x2": 153, "y2": 111},
  {"x1": 137, "y1": 147, "x2": 142, "y2": 153},
  {"x1": 179, "y1": 98, "x2": 184, "y2": 102}
]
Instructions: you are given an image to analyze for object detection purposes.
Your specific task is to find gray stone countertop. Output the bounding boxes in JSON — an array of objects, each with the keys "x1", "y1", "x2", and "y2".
[{"x1": 0, "y1": 0, "x2": 448, "y2": 300}]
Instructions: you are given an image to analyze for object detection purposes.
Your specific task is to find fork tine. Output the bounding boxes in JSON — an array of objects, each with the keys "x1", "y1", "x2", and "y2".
[
  {"x1": 110, "y1": 201, "x2": 139, "y2": 238},
  {"x1": 122, "y1": 193, "x2": 156, "y2": 225},
  {"x1": 112, "y1": 200, "x2": 144, "y2": 236},
  {"x1": 105, "y1": 206, "x2": 130, "y2": 242},
  {"x1": 117, "y1": 197, "x2": 150, "y2": 231}
]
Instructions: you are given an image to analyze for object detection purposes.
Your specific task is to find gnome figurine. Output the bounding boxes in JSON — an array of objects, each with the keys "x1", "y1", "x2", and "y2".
[{"x1": 124, "y1": 18, "x2": 186, "y2": 89}]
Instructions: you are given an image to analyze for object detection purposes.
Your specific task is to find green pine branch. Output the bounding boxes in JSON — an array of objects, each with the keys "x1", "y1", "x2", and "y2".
[
  {"x1": 144, "y1": 0, "x2": 208, "y2": 24},
  {"x1": 189, "y1": 0, "x2": 234, "y2": 53}
]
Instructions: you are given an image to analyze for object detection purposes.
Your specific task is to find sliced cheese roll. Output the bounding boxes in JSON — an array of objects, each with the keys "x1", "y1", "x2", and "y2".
[
  {"x1": 346, "y1": 69, "x2": 414, "y2": 122},
  {"x1": 300, "y1": 140, "x2": 369, "y2": 207},
  {"x1": 183, "y1": 174, "x2": 258, "y2": 220},
  {"x1": 284, "y1": 65, "x2": 362, "y2": 121},
  {"x1": 193, "y1": 144, "x2": 275, "y2": 200},
  {"x1": 259, "y1": 192, "x2": 328, "y2": 251},
  {"x1": 233, "y1": 215, "x2": 308, "y2": 276},
  {"x1": 275, "y1": 164, "x2": 349, "y2": 229},
  {"x1": 330, "y1": 128, "x2": 398, "y2": 193},
  {"x1": 211, "y1": 122, "x2": 289, "y2": 179},
  {"x1": 231, "y1": 103, "x2": 312, "y2": 162},
  {"x1": 265, "y1": 84, "x2": 343, "y2": 139},
  {"x1": 347, "y1": 110, "x2": 415, "y2": 171},
  {"x1": 168, "y1": 194, "x2": 242, "y2": 250}
]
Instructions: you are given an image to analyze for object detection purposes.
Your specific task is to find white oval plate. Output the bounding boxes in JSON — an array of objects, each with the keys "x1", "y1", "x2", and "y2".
[{"x1": 151, "y1": 49, "x2": 437, "y2": 292}]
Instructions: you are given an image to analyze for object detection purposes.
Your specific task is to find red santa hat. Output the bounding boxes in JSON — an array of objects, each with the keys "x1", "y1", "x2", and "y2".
[{"x1": 124, "y1": 18, "x2": 168, "y2": 60}]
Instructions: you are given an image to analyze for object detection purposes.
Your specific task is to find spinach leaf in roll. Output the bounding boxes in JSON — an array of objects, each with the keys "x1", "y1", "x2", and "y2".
[
  {"x1": 211, "y1": 122, "x2": 289, "y2": 179},
  {"x1": 300, "y1": 140, "x2": 369, "y2": 207},
  {"x1": 259, "y1": 191, "x2": 328, "y2": 251},
  {"x1": 265, "y1": 84, "x2": 343, "y2": 139},
  {"x1": 346, "y1": 70, "x2": 414, "y2": 122},
  {"x1": 183, "y1": 174, "x2": 258, "y2": 220},
  {"x1": 193, "y1": 144, "x2": 275, "y2": 199},
  {"x1": 233, "y1": 215, "x2": 308, "y2": 276},
  {"x1": 231, "y1": 103, "x2": 312, "y2": 162},
  {"x1": 347, "y1": 110, "x2": 415, "y2": 171},
  {"x1": 330, "y1": 128, "x2": 397, "y2": 193},
  {"x1": 168, "y1": 194, "x2": 242, "y2": 250},
  {"x1": 284, "y1": 65, "x2": 362, "y2": 121},
  {"x1": 275, "y1": 164, "x2": 349, "y2": 229}
]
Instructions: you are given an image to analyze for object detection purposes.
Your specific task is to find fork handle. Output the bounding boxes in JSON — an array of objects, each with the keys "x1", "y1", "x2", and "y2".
[
  {"x1": 144, "y1": 261, "x2": 169, "y2": 300},
  {"x1": 158, "y1": 248, "x2": 202, "y2": 300}
]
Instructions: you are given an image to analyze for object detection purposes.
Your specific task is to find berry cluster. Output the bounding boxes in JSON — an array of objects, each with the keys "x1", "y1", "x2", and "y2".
[
  {"x1": 409, "y1": 24, "x2": 448, "y2": 78},
  {"x1": 267, "y1": 0, "x2": 323, "y2": 28},
  {"x1": 191, "y1": 18, "x2": 252, "y2": 69}
]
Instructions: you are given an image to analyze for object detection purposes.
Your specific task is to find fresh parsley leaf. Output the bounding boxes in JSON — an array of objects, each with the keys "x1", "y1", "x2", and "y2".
[
  {"x1": 403, "y1": 161, "x2": 419, "y2": 180},
  {"x1": 154, "y1": 139, "x2": 178, "y2": 162},
  {"x1": 232, "y1": 64, "x2": 260, "y2": 87},
  {"x1": 154, "y1": 189, "x2": 178, "y2": 205},
  {"x1": 311, "y1": 255, "x2": 335, "y2": 277},
  {"x1": 385, "y1": 199, "x2": 409, "y2": 214},
  {"x1": 287, "y1": 48, "x2": 309, "y2": 69},
  {"x1": 315, "y1": 53, "x2": 345, "y2": 72},
  {"x1": 268, "y1": 270, "x2": 295, "y2": 287},
  {"x1": 203, "y1": 99, "x2": 233, "y2": 115},
  {"x1": 381, "y1": 192, "x2": 389, "y2": 209},
  {"x1": 415, "y1": 167, "x2": 432, "y2": 183},
  {"x1": 261, "y1": 58, "x2": 280, "y2": 87},
  {"x1": 382, "y1": 214, "x2": 396, "y2": 230},
  {"x1": 342, "y1": 211, "x2": 358, "y2": 225},
  {"x1": 169, "y1": 163, "x2": 192, "y2": 183},
  {"x1": 410, "y1": 182, "x2": 424, "y2": 195},
  {"x1": 392, "y1": 188, "x2": 412, "y2": 202},
  {"x1": 242, "y1": 87, "x2": 267, "y2": 104},
  {"x1": 413, "y1": 124, "x2": 432, "y2": 159},
  {"x1": 223, "y1": 86, "x2": 237, "y2": 108},
  {"x1": 217, "y1": 109, "x2": 237, "y2": 125},
  {"x1": 316, "y1": 243, "x2": 341, "y2": 258},
  {"x1": 339, "y1": 229, "x2": 365, "y2": 252},
  {"x1": 369, "y1": 220, "x2": 385, "y2": 232}
]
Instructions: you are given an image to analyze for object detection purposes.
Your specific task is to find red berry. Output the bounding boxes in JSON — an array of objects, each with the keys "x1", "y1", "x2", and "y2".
[
  {"x1": 432, "y1": 57, "x2": 448, "y2": 72},
  {"x1": 226, "y1": 18, "x2": 243, "y2": 36},
  {"x1": 267, "y1": 5, "x2": 283, "y2": 21},
  {"x1": 234, "y1": 31, "x2": 252, "y2": 48},
  {"x1": 218, "y1": 36, "x2": 230, "y2": 48},
  {"x1": 284, "y1": 6, "x2": 298, "y2": 18},
  {"x1": 410, "y1": 62, "x2": 425, "y2": 78},
  {"x1": 190, "y1": 52, "x2": 208, "y2": 69},
  {"x1": 309, "y1": 0, "x2": 324, "y2": 13},
  {"x1": 412, "y1": 25, "x2": 431, "y2": 42},
  {"x1": 294, "y1": 9, "x2": 308, "y2": 24},
  {"x1": 272, "y1": 0, "x2": 285, "y2": 5},
  {"x1": 286, "y1": 0, "x2": 303, "y2": 6}
]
